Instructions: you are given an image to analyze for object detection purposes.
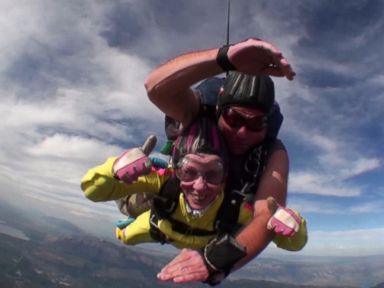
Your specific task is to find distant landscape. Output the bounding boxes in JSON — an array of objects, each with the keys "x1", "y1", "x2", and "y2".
[{"x1": 1, "y1": 202, "x2": 383, "y2": 288}]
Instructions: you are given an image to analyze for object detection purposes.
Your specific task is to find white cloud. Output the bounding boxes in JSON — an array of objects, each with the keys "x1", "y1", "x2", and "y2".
[
  {"x1": 0, "y1": 0, "x2": 164, "y2": 205},
  {"x1": 288, "y1": 198, "x2": 384, "y2": 215},
  {"x1": 26, "y1": 134, "x2": 120, "y2": 162},
  {"x1": 282, "y1": 122, "x2": 381, "y2": 197},
  {"x1": 266, "y1": 227, "x2": 384, "y2": 257},
  {"x1": 289, "y1": 171, "x2": 362, "y2": 197},
  {"x1": 340, "y1": 158, "x2": 381, "y2": 179},
  {"x1": 349, "y1": 202, "x2": 383, "y2": 214},
  {"x1": 307, "y1": 228, "x2": 384, "y2": 256}
]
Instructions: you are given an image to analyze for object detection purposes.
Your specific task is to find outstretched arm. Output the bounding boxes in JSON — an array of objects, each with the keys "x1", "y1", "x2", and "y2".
[
  {"x1": 81, "y1": 136, "x2": 162, "y2": 202},
  {"x1": 232, "y1": 142, "x2": 289, "y2": 267},
  {"x1": 145, "y1": 38, "x2": 295, "y2": 127}
]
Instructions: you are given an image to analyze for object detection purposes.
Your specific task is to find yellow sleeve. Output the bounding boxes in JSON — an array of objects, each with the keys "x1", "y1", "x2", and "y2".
[
  {"x1": 116, "y1": 211, "x2": 155, "y2": 245},
  {"x1": 80, "y1": 156, "x2": 168, "y2": 202},
  {"x1": 238, "y1": 201, "x2": 308, "y2": 252}
]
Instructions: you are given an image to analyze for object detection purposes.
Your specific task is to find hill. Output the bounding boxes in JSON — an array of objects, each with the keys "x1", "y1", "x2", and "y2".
[
  {"x1": 1, "y1": 232, "x2": 358, "y2": 288},
  {"x1": 0, "y1": 202, "x2": 383, "y2": 287}
]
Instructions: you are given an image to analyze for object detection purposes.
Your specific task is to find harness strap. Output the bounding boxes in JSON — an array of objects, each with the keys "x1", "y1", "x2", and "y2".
[
  {"x1": 149, "y1": 177, "x2": 217, "y2": 242},
  {"x1": 151, "y1": 176, "x2": 180, "y2": 219},
  {"x1": 169, "y1": 217, "x2": 217, "y2": 236},
  {"x1": 150, "y1": 209, "x2": 217, "y2": 240},
  {"x1": 214, "y1": 189, "x2": 244, "y2": 235},
  {"x1": 215, "y1": 139, "x2": 276, "y2": 234},
  {"x1": 149, "y1": 212, "x2": 168, "y2": 244}
]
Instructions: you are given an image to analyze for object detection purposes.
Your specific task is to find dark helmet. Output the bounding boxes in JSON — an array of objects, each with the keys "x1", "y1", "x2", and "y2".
[
  {"x1": 171, "y1": 110, "x2": 227, "y2": 170},
  {"x1": 218, "y1": 72, "x2": 275, "y2": 114}
]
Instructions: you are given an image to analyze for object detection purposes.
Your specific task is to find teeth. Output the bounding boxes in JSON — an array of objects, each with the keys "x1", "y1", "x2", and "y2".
[{"x1": 192, "y1": 194, "x2": 205, "y2": 201}]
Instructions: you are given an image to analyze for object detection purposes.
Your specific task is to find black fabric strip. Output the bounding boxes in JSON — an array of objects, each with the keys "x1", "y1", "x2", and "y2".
[{"x1": 216, "y1": 45, "x2": 236, "y2": 71}]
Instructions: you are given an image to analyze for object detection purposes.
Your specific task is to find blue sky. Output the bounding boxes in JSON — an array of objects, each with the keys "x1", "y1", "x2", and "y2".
[{"x1": 0, "y1": 0, "x2": 383, "y2": 257}]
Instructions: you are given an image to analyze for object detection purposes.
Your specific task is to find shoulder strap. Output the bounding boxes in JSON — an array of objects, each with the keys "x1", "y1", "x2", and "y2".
[
  {"x1": 214, "y1": 139, "x2": 277, "y2": 235},
  {"x1": 152, "y1": 176, "x2": 180, "y2": 219},
  {"x1": 214, "y1": 188, "x2": 244, "y2": 235},
  {"x1": 149, "y1": 177, "x2": 180, "y2": 244},
  {"x1": 241, "y1": 138, "x2": 276, "y2": 197}
]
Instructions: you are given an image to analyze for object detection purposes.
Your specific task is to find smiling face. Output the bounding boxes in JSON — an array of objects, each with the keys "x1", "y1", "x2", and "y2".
[{"x1": 177, "y1": 153, "x2": 225, "y2": 211}]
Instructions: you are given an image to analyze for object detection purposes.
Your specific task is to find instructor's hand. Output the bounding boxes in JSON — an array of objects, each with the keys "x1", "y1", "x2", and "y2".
[
  {"x1": 157, "y1": 249, "x2": 209, "y2": 283},
  {"x1": 228, "y1": 38, "x2": 296, "y2": 80}
]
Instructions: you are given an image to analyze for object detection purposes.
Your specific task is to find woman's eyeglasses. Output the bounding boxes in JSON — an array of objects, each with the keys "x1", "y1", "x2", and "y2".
[
  {"x1": 176, "y1": 157, "x2": 225, "y2": 185},
  {"x1": 222, "y1": 107, "x2": 267, "y2": 132}
]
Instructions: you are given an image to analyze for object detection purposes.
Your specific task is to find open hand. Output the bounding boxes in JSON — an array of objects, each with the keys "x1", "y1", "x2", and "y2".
[
  {"x1": 228, "y1": 38, "x2": 296, "y2": 80},
  {"x1": 157, "y1": 249, "x2": 209, "y2": 283}
]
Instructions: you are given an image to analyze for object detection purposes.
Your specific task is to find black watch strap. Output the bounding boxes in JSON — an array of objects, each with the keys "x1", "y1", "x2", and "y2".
[
  {"x1": 216, "y1": 45, "x2": 236, "y2": 71},
  {"x1": 200, "y1": 234, "x2": 247, "y2": 286}
]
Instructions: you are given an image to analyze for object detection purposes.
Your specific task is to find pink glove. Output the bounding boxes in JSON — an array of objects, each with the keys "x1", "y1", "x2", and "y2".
[
  {"x1": 267, "y1": 205, "x2": 302, "y2": 237},
  {"x1": 113, "y1": 135, "x2": 157, "y2": 184}
]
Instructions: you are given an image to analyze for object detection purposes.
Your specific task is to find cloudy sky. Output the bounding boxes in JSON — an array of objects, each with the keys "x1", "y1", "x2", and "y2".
[{"x1": 1, "y1": 0, "x2": 383, "y2": 258}]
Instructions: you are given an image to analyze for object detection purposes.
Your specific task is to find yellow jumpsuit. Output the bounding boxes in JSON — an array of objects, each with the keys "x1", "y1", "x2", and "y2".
[{"x1": 81, "y1": 157, "x2": 307, "y2": 250}]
